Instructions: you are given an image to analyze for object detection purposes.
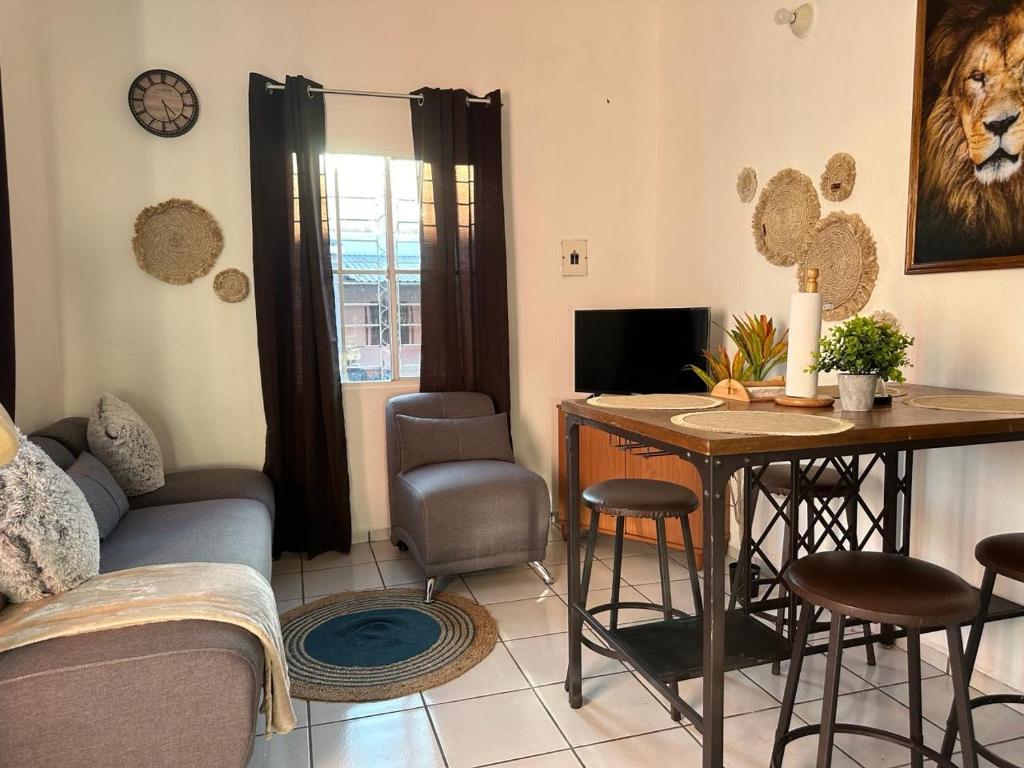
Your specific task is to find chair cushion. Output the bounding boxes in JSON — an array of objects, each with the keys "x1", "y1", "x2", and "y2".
[
  {"x1": 396, "y1": 413, "x2": 513, "y2": 472},
  {"x1": 582, "y1": 478, "x2": 699, "y2": 518},
  {"x1": 975, "y1": 533, "x2": 1024, "y2": 583},
  {"x1": 67, "y1": 452, "x2": 129, "y2": 539},
  {"x1": 87, "y1": 394, "x2": 165, "y2": 497},
  {"x1": 128, "y1": 468, "x2": 275, "y2": 524},
  {"x1": 99, "y1": 499, "x2": 272, "y2": 580},
  {"x1": 392, "y1": 460, "x2": 549, "y2": 566}
]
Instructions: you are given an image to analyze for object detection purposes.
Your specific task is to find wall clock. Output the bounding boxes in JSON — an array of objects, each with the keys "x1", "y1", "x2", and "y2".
[{"x1": 128, "y1": 69, "x2": 199, "y2": 137}]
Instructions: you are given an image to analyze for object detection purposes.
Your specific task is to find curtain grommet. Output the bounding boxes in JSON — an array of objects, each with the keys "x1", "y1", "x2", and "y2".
[
  {"x1": 416, "y1": 94, "x2": 425, "y2": 107},
  {"x1": 306, "y1": 85, "x2": 315, "y2": 100}
]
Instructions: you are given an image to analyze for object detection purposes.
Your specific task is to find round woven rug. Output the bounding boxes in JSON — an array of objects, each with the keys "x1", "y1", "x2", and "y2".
[
  {"x1": 903, "y1": 395, "x2": 1024, "y2": 414},
  {"x1": 132, "y1": 198, "x2": 223, "y2": 285},
  {"x1": 796, "y1": 212, "x2": 878, "y2": 321},
  {"x1": 280, "y1": 589, "x2": 497, "y2": 702},
  {"x1": 752, "y1": 169, "x2": 821, "y2": 266},
  {"x1": 820, "y1": 152, "x2": 856, "y2": 202},
  {"x1": 213, "y1": 268, "x2": 250, "y2": 302},
  {"x1": 671, "y1": 411, "x2": 854, "y2": 436},
  {"x1": 587, "y1": 394, "x2": 724, "y2": 411}
]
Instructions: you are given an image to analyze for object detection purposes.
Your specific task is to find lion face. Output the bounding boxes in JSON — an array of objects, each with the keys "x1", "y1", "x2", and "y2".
[{"x1": 950, "y1": 9, "x2": 1024, "y2": 185}]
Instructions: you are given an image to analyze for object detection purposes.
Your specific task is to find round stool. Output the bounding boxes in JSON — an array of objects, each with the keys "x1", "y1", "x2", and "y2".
[
  {"x1": 940, "y1": 533, "x2": 1024, "y2": 768},
  {"x1": 570, "y1": 478, "x2": 701, "y2": 721},
  {"x1": 772, "y1": 551, "x2": 981, "y2": 768}
]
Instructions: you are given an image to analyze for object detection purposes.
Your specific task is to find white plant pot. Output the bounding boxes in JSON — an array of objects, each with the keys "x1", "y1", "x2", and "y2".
[{"x1": 838, "y1": 373, "x2": 878, "y2": 411}]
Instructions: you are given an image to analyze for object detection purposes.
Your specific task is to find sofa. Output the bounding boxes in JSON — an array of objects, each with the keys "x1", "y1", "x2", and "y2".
[{"x1": 0, "y1": 417, "x2": 276, "y2": 768}]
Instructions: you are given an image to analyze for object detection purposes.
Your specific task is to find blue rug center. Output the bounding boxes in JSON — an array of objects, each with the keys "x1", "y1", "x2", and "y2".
[{"x1": 303, "y1": 608, "x2": 442, "y2": 667}]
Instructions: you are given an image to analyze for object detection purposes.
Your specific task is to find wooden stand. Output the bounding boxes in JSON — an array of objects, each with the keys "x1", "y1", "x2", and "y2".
[
  {"x1": 774, "y1": 393, "x2": 835, "y2": 408},
  {"x1": 711, "y1": 377, "x2": 786, "y2": 403}
]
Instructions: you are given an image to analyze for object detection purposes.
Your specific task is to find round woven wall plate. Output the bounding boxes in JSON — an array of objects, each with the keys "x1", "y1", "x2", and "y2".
[
  {"x1": 671, "y1": 411, "x2": 854, "y2": 436},
  {"x1": 796, "y1": 212, "x2": 878, "y2": 321},
  {"x1": 132, "y1": 198, "x2": 223, "y2": 285},
  {"x1": 903, "y1": 395, "x2": 1024, "y2": 414},
  {"x1": 736, "y1": 167, "x2": 758, "y2": 203},
  {"x1": 587, "y1": 394, "x2": 724, "y2": 411},
  {"x1": 213, "y1": 268, "x2": 250, "y2": 303},
  {"x1": 281, "y1": 589, "x2": 497, "y2": 702},
  {"x1": 820, "y1": 152, "x2": 857, "y2": 202},
  {"x1": 752, "y1": 169, "x2": 821, "y2": 266}
]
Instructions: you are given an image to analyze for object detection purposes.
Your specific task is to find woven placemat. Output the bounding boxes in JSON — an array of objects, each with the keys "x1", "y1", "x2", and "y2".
[
  {"x1": 820, "y1": 152, "x2": 856, "y2": 202},
  {"x1": 752, "y1": 169, "x2": 821, "y2": 266},
  {"x1": 213, "y1": 268, "x2": 250, "y2": 302},
  {"x1": 671, "y1": 411, "x2": 854, "y2": 436},
  {"x1": 588, "y1": 394, "x2": 724, "y2": 411},
  {"x1": 133, "y1": 198, "x2": 223, "y2": 285},
  {"x1": 903, "y1": 395, "x2": 1024, "y2": 414},
  {"x1": 736, "y1": 167, "x2": 758, "y2": 203},
  {"x1": 797, "y1": 212, "x2": 878, "y2": 321}
]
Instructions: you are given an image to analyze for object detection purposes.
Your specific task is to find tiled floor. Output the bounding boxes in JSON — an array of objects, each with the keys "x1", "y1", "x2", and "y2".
[{"x1": 251, "y1": 526, "x2": 1024, "y2": 768}]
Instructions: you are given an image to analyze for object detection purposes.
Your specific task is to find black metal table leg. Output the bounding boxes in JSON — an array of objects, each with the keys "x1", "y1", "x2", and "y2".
[
  {"x1": 701, "y1": 457, "x2": 731, "y2": 768},
  {"x1": 566, "y1": 418, "x2": 583, "y2": 708}
]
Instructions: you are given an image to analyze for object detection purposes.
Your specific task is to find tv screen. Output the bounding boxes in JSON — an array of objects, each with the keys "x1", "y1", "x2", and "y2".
[{"x1": 574, "y1": 308, "x2": 710, "y2": 395}]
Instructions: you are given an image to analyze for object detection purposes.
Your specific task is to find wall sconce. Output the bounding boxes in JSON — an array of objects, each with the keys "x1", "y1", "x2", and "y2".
[{"x1": 775, "y1": 3, "x2": 814, "y2": 38}]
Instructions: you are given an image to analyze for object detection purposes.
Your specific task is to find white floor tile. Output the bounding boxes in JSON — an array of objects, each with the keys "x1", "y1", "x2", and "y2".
[
  {"x1": 588, "y1": 533, "x2": 655, "y2": 560},
  {"x1": 308, "y1": 693, "x2": 423, "y2": 726},
  {"x1": 271, "y1": 552, "x2": 302, "y2": 575},
  {"x1": 247, "y1": 727, "x2": 311, "y2": 768},
  {"x1": 311, "y1": 709, "x2": 444, "y2": 768},
  {"x1": 270, "y1": 572, "x2": 302, "y2": 602},
  {"x1": 464, "y1": 567, "x2": 560, "y2": 604},
  {"x1": 546, "y1": 561, "x2": 615, "y2": 597},
  {"x1": 987, "y1": 737, "x2": 1024, "y2": 766},
  {"x1": 534, "y1": 671, "x2": 674, "y2": 747},
  {"x1": 505, "y1": 631, "x2": 625, "y2": 687},
  {"x1": 842, "y1": 643, "x2": 943, "y2": 687},
  {"x1": 491, "y1": 751, "x2": 582, "y2": 768},
  {"x1": 610, "y1": 552, "x2": 692, "y2": 585},
  {"x1": 377, "y1": 558, "x2": 424, "y2": 586},
  {"x1": 429, "y1": 689, "x2": 568, "y2": 768},
  {"x1": 487, "y1": 595, "x2": 568, "y2": 640},
  {"x1": 543, "y1": 540, "x2": 570, "y2": 565},
  {"x1": 580, "y1": 585, "x2": 665, "y2": 626},
  {"x1": 634, "y1": 577, "x2": 711, "y2": 616},
  {"x1": 302, "y1": 563, "x2": 383, "y2": 598},
  {"x1": 276, "y1": 599, "x2": 302, "y2": 615},
  {"x1": 674, "y1": 670, "x2": 780, "y2": 718},
  {"x1": 392, "y1": 576, "x2": 476, "y2": 602},
  {"x1": 575, "y1": 727, "x2": 702, "y2": 767},
  {"x1": 742, "y1": 654, "x2": 872, "y2": 704},
  {"x1": 303, "y1": 542, "x2": 375, "y2": 570},
  {"x1": 422, "y1": 643, "x2": 529, "y2": 705},
  {"x1": 370, "y1": 539, "x2": 413, "y2": 562},
  {"x1": 549, "y1": 525, "x2": 565, "y2": 542}
]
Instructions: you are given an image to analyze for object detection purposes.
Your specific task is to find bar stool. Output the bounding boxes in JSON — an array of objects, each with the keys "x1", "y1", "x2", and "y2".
[
  {"x1": 940, "y1": 533, "x2": 1024, "y2": 768},
  {"x1": 570, "y1": 478, "x2": 702, "y2": 721},
  {"x1": 772, "y1": 551, "x2": 981, "y2": 768}
]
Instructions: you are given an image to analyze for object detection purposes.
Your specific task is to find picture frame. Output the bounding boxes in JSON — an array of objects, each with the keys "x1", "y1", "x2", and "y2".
[{"x1": 905, "y1": 0, "x2": 1024, "y2": 274}]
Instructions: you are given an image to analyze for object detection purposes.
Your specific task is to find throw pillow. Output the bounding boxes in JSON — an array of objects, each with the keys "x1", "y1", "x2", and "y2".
[
  {"x1": 396, "y1": 413, "x2": 514, "y2": 472},
  {"x1": 87, "y1": 394, "x2": 165, "y2": 496},
  {"x1": 67, "y1": 452, "x2": 130, "y2": 539},
  {"x1": 0, "y1": 430, "x2": 100, "y2": 603}
]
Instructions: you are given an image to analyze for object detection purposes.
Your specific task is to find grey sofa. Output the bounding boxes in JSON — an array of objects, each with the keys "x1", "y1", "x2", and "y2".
[
  {"x1": 0, "y1": 417, "x2": 275, "y2": 768},
  {"x1": 385, "y1": 392, "x2": 552, "y2": 601}
]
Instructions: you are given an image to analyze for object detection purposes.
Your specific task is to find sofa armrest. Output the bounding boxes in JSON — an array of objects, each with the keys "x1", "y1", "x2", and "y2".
[{"x1": 0, "y1": 620, "x2": 262, "y2": 768}]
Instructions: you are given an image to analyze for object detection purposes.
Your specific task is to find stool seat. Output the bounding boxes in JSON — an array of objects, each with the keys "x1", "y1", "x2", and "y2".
[
  {"x1": 758, "y1": 464, "x2": 851, "y2": 496},
  {"x1": 787, "y1": 551, "x2": 979, "y2": 628},
  {"x1": 582, "y1": 479, "x2": 699, "y2": 519},
  {"x1": 975, "y1": 533, "x2": 1024, "y2": 583}
]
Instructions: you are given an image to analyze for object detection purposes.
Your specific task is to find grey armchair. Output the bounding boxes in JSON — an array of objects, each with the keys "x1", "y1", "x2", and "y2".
[{"x1": 385, "y1": 392, "x2": 552, "y2": 601}]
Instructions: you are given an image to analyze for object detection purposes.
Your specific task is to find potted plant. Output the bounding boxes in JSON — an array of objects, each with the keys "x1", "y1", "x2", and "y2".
[
  {"x1": 809, "y1": 315, "x2": 914, "y2": 411},
  {"x1": 688, "y1": 314, "x2": 789, "y2": 391}
]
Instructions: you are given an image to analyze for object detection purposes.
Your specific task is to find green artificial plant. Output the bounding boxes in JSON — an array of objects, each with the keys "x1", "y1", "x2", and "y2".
[
  {"x1": 809, "y1": 315, "x2": 914, "y2": 382},
  {"x1": 688, "y1": 314, "x2": 789, "y2": 391}
]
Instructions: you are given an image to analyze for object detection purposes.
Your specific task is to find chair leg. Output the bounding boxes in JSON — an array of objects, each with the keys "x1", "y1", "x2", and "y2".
[
  {"x1": 731, "y1": 468, "x2": 758, "y2": 611},
  {"x1": 773, "y1": 519, "x2": 795, "y2": 676},
  {"x1": 655, "y1": 517, "x2": 681, "y2": 722},
  {"x1": 564, "y1": 509, "x2": 600, "y2": 692},
  {"x1": 907, "y1": 628, "x2": 924, "y2": 768},
  {"x1": 942, "y1": 567, "x2": 995, "y2": 760},
  {"x1": 772, "y1": 601, "x2": 814, "y2": 768},
  {"x1": 529, "y1": 561, "x2": 554, "y2": 584},
  {"x1": 843, "y1": 490, "x2": 876, "y2": 667},
  {"x1": 816, "y1": 612, "x2": 847, "y2": 768},
  {"x1": 424, "y1": 576, "x2": 437, "y2": 604},
  {"x1": 947, "y1": 623, "x2": 980, "y2": 768},
  {"x1": 680, "y1": 511, "x2": 703, "y2": 616},
  {"x1": 609, "y1": 516, "x2": 625, "y2": 630}
]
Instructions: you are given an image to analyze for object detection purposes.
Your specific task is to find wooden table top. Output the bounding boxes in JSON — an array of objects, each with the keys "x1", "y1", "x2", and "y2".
[{"x1": 560, "y1": 384, "x2": 1024, "y2": 457}]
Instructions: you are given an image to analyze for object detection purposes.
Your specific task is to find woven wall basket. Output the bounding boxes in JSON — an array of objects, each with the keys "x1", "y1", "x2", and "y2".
[
  {"x1": 132, "y1": 198, "x2": 224, "y2": 285},
  {"x1": 820, "y1": 152, "x2": 857, "y2": 202},
  {"x1": 213, "y1": 268, "x2": 250, "y2": 303},
  {"x1": 797, "y1": 212, "x2": 878, "y2": 321},
  {"x1": 736, "y1": 167, "x2": 758, "y2": 203},
  {"x1": 752, "y1": 169, "x2": 820, "y2": 266}
]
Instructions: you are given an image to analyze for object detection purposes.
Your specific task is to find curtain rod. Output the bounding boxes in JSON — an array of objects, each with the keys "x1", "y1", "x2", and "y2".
[{"x1": 264, "y1": 82, "x2": 491, "y2": 106}]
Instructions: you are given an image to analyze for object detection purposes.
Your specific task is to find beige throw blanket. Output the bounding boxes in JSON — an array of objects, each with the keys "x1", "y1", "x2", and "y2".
[{"x1": 0, "y1": 562, "x2": 295, "y2": 736}]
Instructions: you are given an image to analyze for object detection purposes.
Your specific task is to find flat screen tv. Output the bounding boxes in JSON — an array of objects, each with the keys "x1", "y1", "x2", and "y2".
[{"x1": 574, "y1": 308, "x2": 710, "y2": 395}]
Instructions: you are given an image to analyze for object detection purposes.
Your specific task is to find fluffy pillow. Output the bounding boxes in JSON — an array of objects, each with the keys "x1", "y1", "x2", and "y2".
[
  {"x1": 67, "y1": 452, "x2": 129, "y2": 539},
  {"x1": 0, "y1": 430, "x2": 100, "y2": 603},
  {"x1": 87, "y1": 394, "x2": 165, "y2": 496},
  {"x1": 396, "y1": 413, "x2": 514, "y2": 472}
]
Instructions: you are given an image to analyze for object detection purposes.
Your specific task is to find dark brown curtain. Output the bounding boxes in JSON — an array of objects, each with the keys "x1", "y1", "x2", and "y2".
[
  {"x1": 0, "y1": 68, "x2": 14, "y2": 417},
  {"x1": 411, "y1": 88, "x2": 511, "y2": 416},
  {"x1": 248, "y1": 73, "x2": 351, "y2": 557}
]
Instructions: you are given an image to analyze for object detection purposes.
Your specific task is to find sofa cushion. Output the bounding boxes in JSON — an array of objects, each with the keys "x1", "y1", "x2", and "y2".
[
  {"x1": 87, "y1": 394, "x2": 165, "y2": 497},
  {"x1": 99, "y1": 499, "x2": 272, "y2": 580},
  {"x1": 67, "y1": 452, "x2": 129, "y2": 539},
  {"x1": 392, "y1": 459, "x2": 549, "y2": 567},
  {"x1": 0, "y1": 433, "x2": 100, "y2": 602},
  {"x1": 128, "y1": 468, "x2": 275, "y2": 524},
  {"x1": 29, "y1": 417, "x2": 90, "y2": 458},
  {"x1": 396, "y1": 413, "x2": 513, "y2": 472},
  {"x1": 28, "y1": 436, "x2": 76, "y2": 469}
]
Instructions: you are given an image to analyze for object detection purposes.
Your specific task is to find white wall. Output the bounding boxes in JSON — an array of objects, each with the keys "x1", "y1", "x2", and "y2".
[
  {"x1": 655, "y1": 0, "x2": 1024, "y2": 690},
  {"x1": 0, "y1": 0, "x2": 661, "y2": 540}
]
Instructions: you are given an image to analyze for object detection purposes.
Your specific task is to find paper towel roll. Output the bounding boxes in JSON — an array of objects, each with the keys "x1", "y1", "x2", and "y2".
[{"x1": 785, "y1": 291, "x2": 822, "y2": 398}]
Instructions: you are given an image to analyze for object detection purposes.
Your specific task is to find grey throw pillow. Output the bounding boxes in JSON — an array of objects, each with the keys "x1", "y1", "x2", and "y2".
[
  {"x1": 67, "y1": 452, "x2": 129, "y2": 540},
  {"x1": 396, "y1": 413, "x2": 514, "y2": 472},
  {"x1": 0, "y1": 430, "x2": 100, "y2": 603},
  {"x1": 87, "y1": 394, "x2": 165, "y2": 497}
]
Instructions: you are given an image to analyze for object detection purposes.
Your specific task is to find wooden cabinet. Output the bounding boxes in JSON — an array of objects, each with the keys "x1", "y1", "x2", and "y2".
[{"x1": 556, "y1": 408, "x2": 718, "y2": 567}]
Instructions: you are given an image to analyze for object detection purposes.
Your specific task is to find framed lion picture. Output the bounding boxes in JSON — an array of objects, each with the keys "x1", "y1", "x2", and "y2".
[{"x1": 906, "y1": 0, "x2": 1024, "y2": 273}]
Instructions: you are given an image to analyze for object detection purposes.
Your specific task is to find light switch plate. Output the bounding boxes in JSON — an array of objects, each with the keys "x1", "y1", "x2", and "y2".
[{"x1": 561, "y1": 239, "x2": 588, "y2": 276}]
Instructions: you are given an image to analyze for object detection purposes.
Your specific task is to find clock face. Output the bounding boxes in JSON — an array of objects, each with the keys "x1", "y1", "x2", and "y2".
[{"x1": 129, "y1": 69, "x2": 199, "y2": 137}]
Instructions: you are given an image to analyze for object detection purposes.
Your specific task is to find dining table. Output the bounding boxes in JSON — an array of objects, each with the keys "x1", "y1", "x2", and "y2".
[{"x1": 560, "y1": 384, "x2": 1024, "y2": 768}]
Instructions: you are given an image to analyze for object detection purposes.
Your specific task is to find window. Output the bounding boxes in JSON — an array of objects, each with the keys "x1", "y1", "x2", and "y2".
[{"x1": 323, "y1": 154, "x2": 422, "y2": 382}]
